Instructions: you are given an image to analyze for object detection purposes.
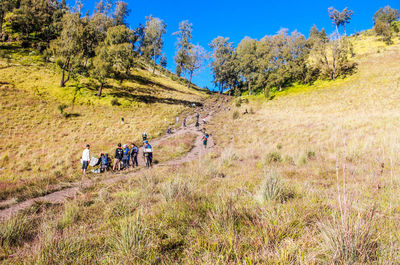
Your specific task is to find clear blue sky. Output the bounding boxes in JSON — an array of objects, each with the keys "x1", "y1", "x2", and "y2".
[{"x1": 71, "y1": 0, "x2": 399, "y2": 90}]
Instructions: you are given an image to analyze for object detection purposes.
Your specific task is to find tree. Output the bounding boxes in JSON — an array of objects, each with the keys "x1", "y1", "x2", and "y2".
[
  {"x1": 2, "y1": 0, "x2": 67, "y2": 46},
  {"x1": 236, "y1": 37, "x2": 258, "y2": 95},
  {"x1": 0, "y1": 0, "x2": 18, "y2": 38},
  {"x1": 209, "y1": 37, "x2": 236, "y2": 93},
  {"x1": 50, "y1": 12, "x2": 85, "y2": 87},
  {"x1": 373, "y1": 6, "x2": 399, "y2": 25},
  {"x1": 374, "y1": 20, "x2": 393, "y2": 44},
  {"x1": 113, "y1": 1, "x2": 130, "y2": 26},
  {"x1": 328, "y1": 7, "x2": 354, "y2": 37},
  {"x1": 91, "y1": 44, "x2": 112, "y2": 96},
  {"x1": 310, "y1": 32, "x2": 356, "y2": 80},
  {"x1": 142, "y1": 15, "x2": 167, "y2": 74},
  {"x1": 186, "y1": 44, "x2": 207, "y2": 88},
  {"x1": 104, "y1": 25, "x2": 135, "y2": 77},
  {"x1": 174, "y1": 20, "x2": 193, "y2": 77}
]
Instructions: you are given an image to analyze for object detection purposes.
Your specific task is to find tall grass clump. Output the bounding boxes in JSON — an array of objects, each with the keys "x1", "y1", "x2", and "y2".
[
  {"x1": 257, "y1": 171, "x2": 294, "y2": 202},
  {"x1": 0, "y1": 214, "x2": 36, "y2": 248},
  {"x1": 108, "y1": 213, "x2": 151, "y2": 262},
  {"x1": 160, "y1": 177, "x2": 193, "y2": 202},
  {"x1": 318, "y1": 207, "x2": 379, "y2": 264}
]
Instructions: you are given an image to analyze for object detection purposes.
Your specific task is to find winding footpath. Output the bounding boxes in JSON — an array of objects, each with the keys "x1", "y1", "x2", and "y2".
[{"x1": 0, "y1": 109, "x2": 216, "y2": 220}]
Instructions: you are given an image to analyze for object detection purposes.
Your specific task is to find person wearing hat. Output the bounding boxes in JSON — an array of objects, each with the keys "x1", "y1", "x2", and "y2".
[{"x1": 143, "y1": 140, "x2": 153, "y2": 168}]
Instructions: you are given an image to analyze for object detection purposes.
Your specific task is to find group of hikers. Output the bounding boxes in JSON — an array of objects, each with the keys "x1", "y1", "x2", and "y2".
[
  {"x1": 80, "y1": 105, "x2": 221, "y2": 176},
  {"x1": 81, "y1": 133, "x2": 153, "y2": 176}
]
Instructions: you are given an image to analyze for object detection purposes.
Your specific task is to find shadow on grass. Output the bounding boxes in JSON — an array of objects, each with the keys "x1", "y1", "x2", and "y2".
[{"x1": 109, "y1": 90, "x2": 203, "y2": 107}]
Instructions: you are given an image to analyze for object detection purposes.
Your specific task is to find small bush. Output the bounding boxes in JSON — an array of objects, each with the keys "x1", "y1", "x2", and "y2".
[
  {"x1": 0, "y1": 214, "x2": 36, "y2": 247},
  {"x1": 235, "y1": 100, "x2": 242, "y2": 107},
  {"x1": 257, "y1": 171, "x2": 294, "y2": 202},
  {"x1": 265, "y1": 152, "x2": 282, "y2": 164},
  {"x1": 57, "y1": 104, "x2": 67, "y2": 116},
  {"x1": 249, "y1": 107, "x2": 255, "y2": 114},
  {"x1": 243, "y1": 98, "x2": 249, "y2": 104},
  {"x1": 307, "y1": 151, "x2": 316, "y2": 160},
  {"x1": 109, "y1": 213, "x2": 150, "y2": 261},
  {"x1": 160, "y1": 178, "x2": 193, "y2": 202},
  {"x1": 284, "y1": 155, "x2": 295, "y2": 165},
  {"x1": 111, "y1": 98, "x2": 121, "y2": 106},
  {"x1": 232, "y1": 111, "x2": 239, "y2": 119},
  {"x1": 318, "y1": 208, "x2": 379, "y2": 264}
]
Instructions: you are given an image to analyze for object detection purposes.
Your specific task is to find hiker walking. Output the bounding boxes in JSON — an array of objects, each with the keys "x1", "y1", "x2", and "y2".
[
  {"x1": 202, "y1": 133, "x2": 209, "y2": 149},
  {"x1": 81, "y1": 144, "x2": 91, "y2": 176},
  {"x1": 130, "y1": 143, "x2": 139, "y2": 168},
  {"x1": 113, "y1": 143, "x2": 124, "y2": 171},
  {"x1": 143, "y1": 140, "x2": 153, "y2": 168},
  {"x1": 183, "y1": 118, "x2": 187, "y2": 127},
  {"x1": 196, "y1": 112, "x2": 200, "y2": 123}
]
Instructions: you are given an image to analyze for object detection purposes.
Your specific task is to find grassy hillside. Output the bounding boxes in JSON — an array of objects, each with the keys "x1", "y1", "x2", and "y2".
[
  {"x1": 0, "y1": 46, "x2": 209, "y2": 201},
  {"x1": 2, "y1": 34, "x2": 400, "y2": 264}
]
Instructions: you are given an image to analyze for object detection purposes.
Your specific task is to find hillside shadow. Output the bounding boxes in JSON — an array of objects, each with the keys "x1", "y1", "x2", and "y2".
[
  {"x1": 127, "y1": 73, "x2": 196, "y2": 96},
  {"x1": 109, "y1": 91, "x2": 203, "y2": 107}
]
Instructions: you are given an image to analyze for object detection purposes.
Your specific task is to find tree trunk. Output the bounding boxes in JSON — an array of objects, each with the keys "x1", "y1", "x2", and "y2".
[
  {"x1": 152, "y1": 49, "x2": 156, "y2": 75},
  {"x1": 336, "y1": 25, "x2": 340, "y2": 39},
  {"x1": 248, "y1": 82, "x2": 252, "y2": 95},
  {"x1": 60, "y1": 68, "x2": 66, "y2": 87},
  {"x1": 343, "y1": 24, "x2": 347, "y2": 36},
  {"x1": 0, "y1": 14, "x2": 3, "y2": 38},
  {"x1": 188, "y1": 71, "x2": 193, "y2": 89},
  {"x1": 97, "y1": 82, "x2": 103, "y2": 97},
  {"x1": 279, "y1": 84, "x2": 282, "y2": 91}
]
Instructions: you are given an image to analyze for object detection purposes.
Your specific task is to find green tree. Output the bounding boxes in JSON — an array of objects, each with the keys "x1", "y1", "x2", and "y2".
[
  {"x1": 209, "y1": 37, "x2": 236, "y2": 94},
  {"x1": 374, "y1": 20, "x2": 393, "y2": 44},
  {"x1": 142, "y1": 15, "x2": 167, "y2": 74},
  {"x1": 105, "y1": 25, "x2": 135, "y2": 77},
  {"x1": 50, "y1": 12, "x2": 85, "y2": 87},
  {"x1": 373, "y1": 6, "x2": 399, "y2": 25},
  {"x1": 328, "y1": 7, "x2": 354, "y2": 37},
  {"x1": 173, "y1": 20, "x2": 192, "y2": 77},
  {"x1": 91, "y1": 44, "x2": 112, "y2": 96},
  {"x1": 2, "y1": 0, "x2": 66, "y2": 46},
  {"x1": 236, "y1": 37, "x2": 258, "y2": 95},
  {"x1": 113, "y1": 1, "x2": 130, "y2": 26},
  {"x1": 186, "y1": 44, "x2": 207, "y2": 88}
]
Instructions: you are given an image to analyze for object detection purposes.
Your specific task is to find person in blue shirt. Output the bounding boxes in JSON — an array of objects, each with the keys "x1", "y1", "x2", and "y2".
[
  {"x1": 122, "y1": 144, "x2": 130, "y2": 169},
  {"x1": 143, "y1": 140, "x2": 153, "y2": 168}
]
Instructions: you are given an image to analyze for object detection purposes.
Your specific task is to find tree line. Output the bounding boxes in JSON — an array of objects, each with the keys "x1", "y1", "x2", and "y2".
[
  {"x1": 0, "y1": 2, "x2": 399, "y2": 97},
  {"x1": 207, "y1": 5, "x2": 399, "y2": 96},
  {"x1": 0, "y1": 0, "x2": 208, "y2": 95}
]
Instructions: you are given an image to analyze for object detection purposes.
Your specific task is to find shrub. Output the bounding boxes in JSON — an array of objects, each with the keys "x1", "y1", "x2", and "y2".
[
  {"x1": 232, "y1": 111, "x2": 239, "y2": 119},
  {"x1": 243, "y1": 98, "x2": 249, "y2": 104},
  {"x1": 108, "y1": 213, "x2": 150, "y2": 261},
  {"x1": 235, "y1": 100, "x2": 241, "y2": 107},
  {"x1": 57, "y1": 104, "x2": 67, "y2": 116},
  {"x1": 257, "y1": 171, "x2": 294, "y2": 202},
  {"x1": 111, "y1": 98, "x2": 121, "y2": 106},
  {"x1": 318, "y1": 208, "x2": 379, "y2": 263},
  {"x1": 307, "y1": 151, "x2": 316, "y2": 160},
  {"x1": 160, "y1": 177, "x2": 193, "y2": 202},
  {"x1": 265, "y1": 152, "x2": 282, "y2": 164},
  {"x1": 0, "y1": 214, "x2": 36, "y2": 247}
]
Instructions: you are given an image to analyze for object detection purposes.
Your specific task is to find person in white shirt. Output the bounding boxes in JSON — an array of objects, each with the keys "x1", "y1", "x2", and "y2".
[{"x1": 81, "y1": 144, "x2": 91, "y2": 176}]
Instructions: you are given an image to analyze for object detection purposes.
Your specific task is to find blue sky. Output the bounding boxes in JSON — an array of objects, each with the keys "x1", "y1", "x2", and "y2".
[{"x1": 71, "y1": 0, "x2": 399, "y2": 89}]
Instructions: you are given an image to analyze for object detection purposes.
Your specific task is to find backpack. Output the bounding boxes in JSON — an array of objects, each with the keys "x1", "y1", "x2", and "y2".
[
  {"x1": 116, "y1": 148, "x2": 123, "y2": 159},
  {"x1": 101, "y1": 155, "x2": 108, "y2": 165}
]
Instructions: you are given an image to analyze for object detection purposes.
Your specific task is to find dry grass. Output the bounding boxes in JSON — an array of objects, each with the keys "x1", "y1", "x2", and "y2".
[
  {"x1": 0, "y1": 50, "x2": 209, "y2": 201},
  {"x1": 2, "y1": 35, "x2": 400, "y2": 264}
]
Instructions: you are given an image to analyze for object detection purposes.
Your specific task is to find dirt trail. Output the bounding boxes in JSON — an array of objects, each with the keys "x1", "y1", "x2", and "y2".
[{"x1": 0, "y1": 108, "x2": 218, "y2": 220}]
